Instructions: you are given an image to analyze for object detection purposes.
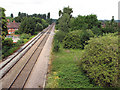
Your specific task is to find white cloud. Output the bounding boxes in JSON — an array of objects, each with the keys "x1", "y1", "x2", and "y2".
[{"x1": 0, "y1": 0, "x2": 119, "y2": 20}]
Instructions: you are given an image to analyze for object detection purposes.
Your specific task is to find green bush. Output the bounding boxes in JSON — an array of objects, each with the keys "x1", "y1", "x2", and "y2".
[
  {"x1": 23, "y1": 39, "x2": 28, "y2": 43},
  {"x1": 53, "y1": 40, "x2": 60, "y2": 52},
  {"x1": 17, "y1": 39, "x2": 24, "y2": 45},
  {"x1": 20, "y1": 33, "x2": 31, "y2": 39},
  {"x1": 2, "y1": 38, "x2": 13, "y2": 47},
  {"x1": 63, "y1": 30, "x2": 94, "y2": 49},
  {"x1": 80, "y1": 33, "x2": 119, "y2": 87},
  {"x1": 54, "y1": 30, "x2": 66, "y2": 43}
]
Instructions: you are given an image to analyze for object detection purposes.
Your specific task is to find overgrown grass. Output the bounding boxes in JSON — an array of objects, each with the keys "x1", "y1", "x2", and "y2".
[{"x1": 46, "y1": 44, "x2": 101, "y2": 88}]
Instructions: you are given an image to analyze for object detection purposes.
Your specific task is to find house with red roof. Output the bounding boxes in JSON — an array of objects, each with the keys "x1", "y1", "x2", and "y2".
[
  {"x1": 6, "y1": 20, "x2": 20, "y2": 43},
  {"x1": 7, "y1": 20, "x2": 20, "y2": 34}
]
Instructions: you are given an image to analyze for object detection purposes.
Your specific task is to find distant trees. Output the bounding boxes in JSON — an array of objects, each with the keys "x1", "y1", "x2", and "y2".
[
  {"x1": 19, "y1": 17, "x2": 36, "y2": 35},
  {"x1": 19, "y1": 17, "x2": 48, "y2": 35},
  {"x1": 35, "y1": 22, "x2": 43, "y2": 32},
  {"x1": 101, "y1": 18, "x2": 118, "y2": 33},
  {"x1": 14, "y1": 12, "x2": 49, "y2": 23},
  {"x1": 70, "y1": 15, "x2": 101, "y2": 31}
]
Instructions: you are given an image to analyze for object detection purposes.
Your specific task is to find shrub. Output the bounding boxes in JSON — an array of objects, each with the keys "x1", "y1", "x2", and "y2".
[
  {"x1": 63, "y1": 30, "x2": 94, "y2": 49},
  {"x1": 54, "y1": 30, "x2": 66, "y2": 43},
  {"x1": 20, "y1": 33, "x2": 31, "y2": 39},
  {"x1": 17, "y1": 39, "x2": 24, "y2": 45},
  {"x1": 91, "y1": 26, "x2": 102, "y2": 36},
  {"x1": 15, "y1": 30, "x2": 20, "y2": 34},
  {"x1": 80, "y1": 33, "x2": 119, "y2": 87},
  {"x1": 2, "y1": 38, "x2": 13, "y2": 47},
  {"x1": 53, "y1": 40, "x2": 60, "y2": 52},
  {"x1": 23, "y1": 39, "x2": 28, "y2": 43}
]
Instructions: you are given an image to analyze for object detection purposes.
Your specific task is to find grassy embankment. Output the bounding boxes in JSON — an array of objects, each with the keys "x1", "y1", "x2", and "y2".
[{"x1": 46, "y1": 44, "x2": 101, "y2": 88}]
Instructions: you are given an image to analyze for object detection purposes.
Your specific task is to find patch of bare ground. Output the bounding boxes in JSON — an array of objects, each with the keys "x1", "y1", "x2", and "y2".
[{"x1": 65, "y1": 49, "x2": 70, "y2": 53}]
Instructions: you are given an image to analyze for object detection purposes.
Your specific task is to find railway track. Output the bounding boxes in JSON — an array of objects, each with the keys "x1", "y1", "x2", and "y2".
[{"x1": 1, "y1": 23, "x2": 55, "y2": 89}]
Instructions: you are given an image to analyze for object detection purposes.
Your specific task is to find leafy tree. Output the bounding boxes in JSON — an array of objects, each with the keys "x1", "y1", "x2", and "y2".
[
  {"x1": 41, "y1": 19, "x2": 49, "y2": 28},
  {"x1": 10, "y1": 13, "x2": 13, "y2": 18},
  {"x1": 58, "y1": 6, "x2": 73, "y2": 32},
  {"x1": 58, "y1": 13, "x2": 71, "y2": 32},
  {"x1": 19, "y1": 17, "x2": 36, "y2": 35},
  {"x1": 59, "y1": 10, "x2": 62, "y2": 17},
  {"x1": 101, "y1": 19, "x2": 118, "y2": 33},
  {"x1": 47, "y1": 12, "x2": 50, "y2": 19},
  {"x1": 70, "y1": 15, "x2": 101, "y2": 31},
  {"x1": 35, "y1": 23, "x2": 43, "y2": 32},
  {"x1": 0, "y1": 7, "x2": 8, "y2": 39},
  {"x1": 18, "y1": 12, "x2": 21, "y2": 16},
  {"x1": 59, "y1": 6, "x2": 73, "y2": 16},
  {"x1": 85, "y1": 14, "x2": 101, "y2": 29},
  {"x1": 2, "y1": 38, "x2": 13, "y2": 47}
]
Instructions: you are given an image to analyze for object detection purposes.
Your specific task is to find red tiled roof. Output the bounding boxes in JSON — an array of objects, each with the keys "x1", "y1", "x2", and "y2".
[{"x1": 7, "y1": 21, "x2": 20, "y2": 29}]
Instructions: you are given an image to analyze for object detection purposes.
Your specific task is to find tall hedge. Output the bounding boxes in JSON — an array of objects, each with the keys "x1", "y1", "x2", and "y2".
[
  {"x1": 80, "y1": 33, "x2": 119, "y2": 87},
  {"x1": 63, "y1": 30, "x2": 94, "y2": 49}
]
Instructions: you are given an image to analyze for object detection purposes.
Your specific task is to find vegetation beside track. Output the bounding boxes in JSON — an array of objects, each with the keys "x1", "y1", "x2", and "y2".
[
  {"x1": 46, "y1": 6, "x2": 119, "y2": 88},
  {"x1": 46, "y1": 44, "x2": 101, "y2": 88},
  {"x1": 2, "y1": 34, "x2": 36, "y2": 59}
]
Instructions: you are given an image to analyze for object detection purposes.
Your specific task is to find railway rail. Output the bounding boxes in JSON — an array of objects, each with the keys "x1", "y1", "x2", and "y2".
[{"x1": 1, "y1": 23, "x2": 55, "y2": 89}]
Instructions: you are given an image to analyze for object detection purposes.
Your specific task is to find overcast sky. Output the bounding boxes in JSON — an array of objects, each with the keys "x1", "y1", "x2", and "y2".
[{"x1": 0, "y1": 0, "x2": 119, "y2": 20}]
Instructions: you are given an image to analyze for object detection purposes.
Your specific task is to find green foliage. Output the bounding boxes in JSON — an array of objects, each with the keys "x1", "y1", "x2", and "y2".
[
  {"x1": 23, "y1": 39, "x2": 28, "y2": 43},
  {"x1": 14, "y1": 30, "x2": 20, "y2": 34},
  {"x1": 2, "y1": 38, "x2": 13, "y2": 47},
  {"x1": 91, "y1": 26, "x2": 102, "y2": 36},
  {"x1": 2, "y1": 34, "x2": 35, "y2": 59},
  {"x1": 63, "y1": 30, "x2": 94, "y2": 49},
  {"x1": 2, "y1": 38, "x2": 13, "y2": 58},
  {"x1": 53, "y1": 40, "x2": 60, "y2": 52},
  {"x1": 47, "y1": 12, "x2": 50, "y2": 19},
  {"x1": 80, "y1": 33, "x2": 119, "y2": 87},
  {"x1": 41, "y1": 19, "x2": 49, "y2": 29},
  {"x1": 54, "y1": 30, "x2": 66, "y2": 42},
  {"x1": 0, "y1": 7, "x2": 8, "y2": 36},
  {"x1": 6, "y1": 17, "x2": 14, "y2": 22},
  {"x1": 19, "y1": 17, "x2": 36, "y2": 35},
  {"x1": 58, "y1": 6, "x2": 73, "y2": 32},
  {"x1": 46, "y1": 47, "x2": 99, "y2": 88},
  {"x1": 101, "y1": 21, "x2": 118, "y2": 33},
  {"x1": 58, "y1": 13, "x2": 71, "y2": 32},
  {"x1": 70, "y1": 15, "x2": 101, "y2": 31},
  {"x1": 20, "y1": 33, "x2": 31, "y2": 39},
  {"x1": 35, "y1": 23, "x2": 43, "y2": 32},
  {"x1": 10, "y1": 13, "x2": 13, "y2": 18}
]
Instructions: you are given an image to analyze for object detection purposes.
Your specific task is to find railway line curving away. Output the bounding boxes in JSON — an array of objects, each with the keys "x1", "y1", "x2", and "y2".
[{"x1": 0, "y1": 23, "x2": 55, "y2": 89}]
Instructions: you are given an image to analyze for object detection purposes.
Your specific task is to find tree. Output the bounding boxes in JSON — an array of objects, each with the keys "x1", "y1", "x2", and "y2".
[
  {"x1": 0, "y1": 7, "x2": 8, "y2": 39},
  {"x1": 47, "y1": 12, "x2": 50, "y2": 19},
  {"x1": 58, "y1": 6, "x2": 73, "y2": 32},
  {"x1": 11, "y1": 13, "x2": 13, "y2": 18},
  {"x1": 63, "y1": 6, "x2": 73, "y2": 16},
  {"x1": 35, "y1": 23, "x2": 43, "y2": 31},
  {"x1": 18, "y1": 12, "x2": 21, "y2": 16},
  {"x1": 19, "y1": 17, "x2": 36, "y2": 35},
  {"x1": 59, "y1": 10, "x2": 62, "y2": 17}
]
